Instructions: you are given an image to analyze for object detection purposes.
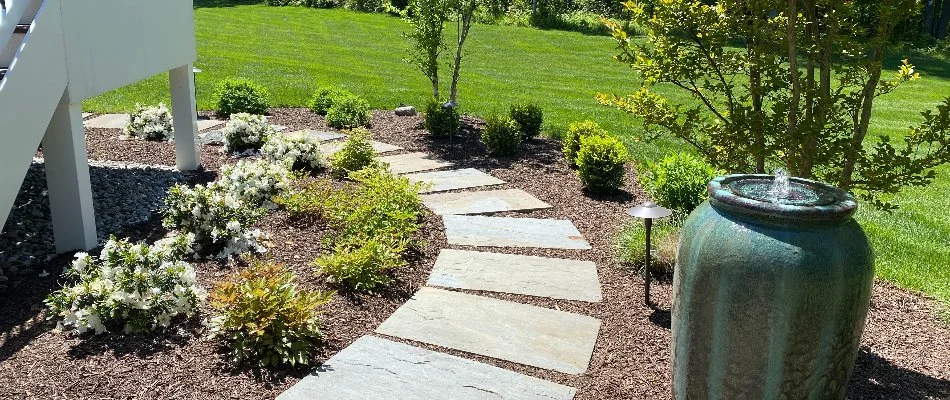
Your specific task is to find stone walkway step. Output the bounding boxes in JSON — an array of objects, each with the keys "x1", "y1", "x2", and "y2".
[
  {"x1": 84, "y1": 113, "x2": 224, "y2": 131},
  {"x1": 289, "y1": 129, "x2": 347, "y2": 142},
  {"x1": 379, "y1": 152, "x2": 454, "y2": 174},
  {"x1": 277, "y1": 336, "x2": 576, "y2": 400},
  {"x1": 428, "y1": 249, "x2": 602, "y2": 302},
  {"x1": 405, "y1": 168, "x2": 505, "y2": 193},
  {"x1": 443, "y1": 215, "x2": 591, "y2": 250},
  {"x1": 323, "y1": 140, "x2": 403, "y2": 156},
  {"x1": 376, "y1": 287, "x2": 600, "y2": 375},
  {"x1": 422, "y1": 189, "x2": 551, "y2": 215}
]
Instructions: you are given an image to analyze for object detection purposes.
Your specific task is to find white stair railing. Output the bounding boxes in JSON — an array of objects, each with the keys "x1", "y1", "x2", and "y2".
[{"x1": 0, "y1": 0, "x2": 29, "y2": 51}]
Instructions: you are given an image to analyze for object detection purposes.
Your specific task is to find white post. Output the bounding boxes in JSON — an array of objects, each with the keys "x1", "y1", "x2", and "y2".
[
  {"x1": 42, "y1": 90, "x2": 97, "y2": 253},
  {"x1": 169, "y1": 64, "x2": 200, "y2": 171}
]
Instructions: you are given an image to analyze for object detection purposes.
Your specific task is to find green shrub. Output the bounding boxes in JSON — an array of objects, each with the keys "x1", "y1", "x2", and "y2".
[
  {"x1": 274, "y1": 179, "x2": 338, "y2": 223},
  {"x1": 330, "y1": 129, "x2": 377, "y2": 178},
  {"x1": 344, "y1": 0, "x2": 384, "y2": 12},
  {"x1": 563, "y1": 120, "x2": 608, "y2": 167},
  {"x1": 480, "y1": 114, "x2": 522, "y2": 156},
  {"x1": 641, "y1": 152, "x2": 719, "y2": 215},
  {"x1": 213, "y1": 78, "x2": 269, "y2": 116},
  {"x1": 336, "y1": 166, "x2": 425, "y2": 246},
  {"x1": 314, "y1": 237, "x2": 406, "y2": 292},
  {"x1": 308, "y1": 87, "x2": 352, "y2": 115},
  {"x1": 423, "y1": 99, "x2": 461, "y2": 138},
  {"x1": 325, "y1": 94, "x2": 371, "y2": 129},
  {"x1": 210, "y1": 262, "x2": 333, "y2": 368},
  {"x1": 617, "y1": 216, "x2": 683, "y2": 276},
  {"x1": 576, "y1": 134, "x2": 628, "y2": 192},
  {"x1": 509, "y1": 103, "x2": 543, "y2": 139}
]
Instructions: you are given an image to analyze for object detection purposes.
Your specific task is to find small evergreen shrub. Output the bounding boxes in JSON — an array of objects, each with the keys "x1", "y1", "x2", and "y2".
[
  {"x1": 308, "y1": 87, "x2": 351, "y2": 115},
  {"x1": 563, "y1": 120, "x2": 608, "y2": 167},
  {"x1": 509, "y1": 103, "x2": 543, "y2": 139},
  {"x1": 641, "y1": 152, "x2": 719, "y2": 215},
  {"x1": 314, "y1": 237, "x2": 405, "y2": 292},
  {"x1": 576, "y1": 134, "x2": 628, "y2": 192},
  {"x1": 124, "y1": 103, "x2": 173, "y2": 141},
  {"x1": 213, "y1": 160, "x2": 292, "y2": 208},
  {"x1": 423, "y1": 99, "x2": 460, "y2": 138},
  {"x1": 210, "y1": 261, "x2": 333, "y2": 367},
  {"x1": 480, "y1": 114, "x2": 522, "y2": 156},
  {"x1": 162, "y1": 184, "x2": 267, "y2": 259},
  {"x1": 261, "y1": 132, "x2": 326, "y2": 171},
  {"x1": 213, "y1": 78, "x2": 269, "y2": 116},
  {"x1": 45, "y1": 235, "x2": 205, "y2": 335},
  {"x1": 325, "y1": 94, "x2": 371, "y2": 129},
  {"x1": 330, "y1": 129, "x2": 376, "y2": 178},
  {"x1": 344, "y1": 0, "x2": 384, "y2": 12},
  {"x1": 223, "y1": 113, "x2": 274, "y2": 153}
]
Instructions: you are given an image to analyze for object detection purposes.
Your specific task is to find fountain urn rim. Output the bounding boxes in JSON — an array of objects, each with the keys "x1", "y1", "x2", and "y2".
[{"x1": 708, "y1": 174, "x2": 858, "y2": 226}]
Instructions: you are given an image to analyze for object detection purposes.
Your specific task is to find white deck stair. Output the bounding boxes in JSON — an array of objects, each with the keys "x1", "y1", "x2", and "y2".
[{"x1": 0, "y1": 0, "x2": 201, "y2": 253}]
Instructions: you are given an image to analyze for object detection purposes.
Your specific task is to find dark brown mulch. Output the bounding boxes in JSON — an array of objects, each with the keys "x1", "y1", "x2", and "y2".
[{"x1": 1, "y1": 108, "x2": 948, "y2": 399}]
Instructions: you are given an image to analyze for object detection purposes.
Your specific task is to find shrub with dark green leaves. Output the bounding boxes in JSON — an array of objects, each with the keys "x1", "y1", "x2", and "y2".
[
  {"x1": 213, "y1": 78, "x2": 269, "y2": 116},
  {"x1": 509, "y1": 103, "x2": 543, "y2": 139},
  {"x1": 641, "y1": 152, "x2": 719, "y2": 215},
  {"x1": 210, "y1": 262, "x2": 333, "y2": 368},
  {"x1": 325, "y1": 94, "x2": 371, "y2": 129},
  {"x1": 576, "y1": 134, "x2": 628, "y2": 191},
  {"x1": 308, "y1": 87, "x2": 351, "y2": 115},
  {"x1": 563, "y1": 120, "x2": 608, "y2": 167},
  {"x1": 480, "y1": 114, "x2": 522, "y2": 156},
  {"x1": 330, "y1": 129, "x2": 376, "y2": 178},
  {"x1": 423, "y1": 99, "x2": 461, "y2": 138}
]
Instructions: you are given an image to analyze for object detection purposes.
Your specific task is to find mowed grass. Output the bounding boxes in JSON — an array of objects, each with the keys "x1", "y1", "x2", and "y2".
[{"x1": 84, "y1": 5, "x2": 950, "y2": 307}]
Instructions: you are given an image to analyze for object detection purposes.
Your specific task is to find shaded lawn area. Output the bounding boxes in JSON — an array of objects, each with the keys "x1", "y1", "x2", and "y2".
[{"x1": 83, "y1": 5, "x2": 950, "y2": 308}]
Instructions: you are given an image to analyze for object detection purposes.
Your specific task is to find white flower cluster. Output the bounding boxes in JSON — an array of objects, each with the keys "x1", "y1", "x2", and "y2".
[
  {"x1": 213, "y1": 159, "x2": 291, "y2": 208},
  {"x1": 162, "y1": 183, "x2": 267, "y2": 259},
  {"x1": 124, "y1": 103, "x2": 174, "y2": 141},
  {"x1": 261, "y1": 132, "x2": 326, "y2": 171},
  {"x1": 223, "y1": 113, "x2": 274, "y2": 153},
  {"x1": 45, "y1": 235, "x2": 205, "y2": 335}
]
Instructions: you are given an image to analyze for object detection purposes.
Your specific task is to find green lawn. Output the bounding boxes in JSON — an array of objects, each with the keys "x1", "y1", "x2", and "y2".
[{"x1": 85, "y1": 5, "x2": 950, "y2": 307}]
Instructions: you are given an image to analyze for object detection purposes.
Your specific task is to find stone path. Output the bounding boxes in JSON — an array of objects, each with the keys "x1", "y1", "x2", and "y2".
[
  {"x1": 422, "y1": 189, "x2": 551, "y2": 215},
  {"x1": 323, "y1": 140, "x2": 403, "y2": 156},
  {"x1": 279, "y1": 136, "x2": 604, "y2": 399},
  {"x1": 428, "y1": 249, "x2": 602, "y2": 302},
  {"x1": 289, "y1": 129, "x2": 347, "y2": 142},
  {"x1": 84, "y1": 113, "x2": 224, "y2": 131},
  {"x1": 278, "y1": 336, "x2": 576, "y2": 400}
]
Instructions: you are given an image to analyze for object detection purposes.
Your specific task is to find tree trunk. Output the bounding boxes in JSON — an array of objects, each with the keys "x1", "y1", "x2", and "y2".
[
  {"x1": 923, "y1": 0, "x2": 936, "y2": 36},
  {"x1": 532, "y1": 0, "x2": 537, "y2": 14},
  {"x1": 841, "y1": 45, "x2": 884, "y2": 190},
  {"x1": 749, "y1": 43, "x2": 766, "y2": 174},
  {"x1": 449, "y1": 0, "x2": 475, "y2": 103},
  {"x1": 938, "y1": 0, "x2": 950, "y2": 39},
  {"x1": 431, "y1": 75, "x2": 440, "y2": 99},
  {"x1": 787, "y1": 0, "x2": 801, "y2": 175}
]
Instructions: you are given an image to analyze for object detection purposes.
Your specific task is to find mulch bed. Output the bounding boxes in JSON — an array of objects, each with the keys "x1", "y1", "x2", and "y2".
[{"x1": 1, "y1": 108, "x2": 948, "y2": 399}]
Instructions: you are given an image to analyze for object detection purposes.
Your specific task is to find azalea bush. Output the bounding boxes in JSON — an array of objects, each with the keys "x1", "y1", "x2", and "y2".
[
  {"x1": 210, "y1": 261, "x2": 333, "y2": 367},
  {"x1": 223, "y1": 113, "x2": 274, "y2": 153},
  {"x1": 162, "y1": 184, "x2": 267, "y2": 259},
  {"x1": 261, "y1": 132, "x2": 326, "y2": 171},
  {"x1": 213, "y1": 160, "x2": 292, "y2": 208},
  {"x1": 45, "y1": 235, "x2": 205, "y2": 335},
  {"x1": 124, "y1": 103, "x2": 174, "y2": 141}
]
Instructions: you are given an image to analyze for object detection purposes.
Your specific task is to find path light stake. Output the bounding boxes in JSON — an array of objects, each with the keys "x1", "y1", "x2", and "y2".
[{"x1": 626, "y1": 201, "x2": 672, "y2": 307}]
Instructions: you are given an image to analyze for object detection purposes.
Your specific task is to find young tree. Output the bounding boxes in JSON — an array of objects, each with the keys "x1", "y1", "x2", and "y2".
[
  {"x1": 448, "y1": 0, "x2": 478, "y2": 104},
  {"x1": 599, "y1": 0, "x2": 950, "y2": 209},
  {"x1": 405, "y1": 0, "x2": 450, "y2": 99}
]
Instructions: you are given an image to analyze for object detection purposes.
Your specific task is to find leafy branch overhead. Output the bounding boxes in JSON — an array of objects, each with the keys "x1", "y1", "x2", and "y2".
[{"x1": 599, "y1": 0, "x2": 950, "y2": 209}]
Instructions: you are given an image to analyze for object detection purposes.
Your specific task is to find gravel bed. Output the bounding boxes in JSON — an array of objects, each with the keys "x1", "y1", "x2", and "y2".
[{"x1": 0, "y1": 108, "x2": 947, "y2": 399}]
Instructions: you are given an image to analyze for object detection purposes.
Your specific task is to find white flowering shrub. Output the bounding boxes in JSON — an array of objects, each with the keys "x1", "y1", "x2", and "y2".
[
  {"x1": 213, "y1": 160, "x2": 291, "y2": 208},
  {"x1": 45, "y1": 235, "x2": 205, "y2": 335},
  {"x1": 223, "y1": 113, "x2": 274, "y2": 153},
  {"x1": 261, "y1": 133, "x2": 326, "y2": 171},
  {"x1": 124, "y1": 103, "x2": 174, "y2": 141},
  {"x1": 162, "y1": 184, "x2": 267, "y2": 259}
]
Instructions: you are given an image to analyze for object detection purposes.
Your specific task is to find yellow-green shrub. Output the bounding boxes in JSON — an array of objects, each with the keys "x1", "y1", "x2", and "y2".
[
  {"x1": 576, "y1": 134, "x2": 628, "y2": 191},
  {"x1": 563, "y1": 120, "x2": 608, "y2": 167},
  {"x1": 330, "y1": 129, "x2": 377, "y2": 179}
]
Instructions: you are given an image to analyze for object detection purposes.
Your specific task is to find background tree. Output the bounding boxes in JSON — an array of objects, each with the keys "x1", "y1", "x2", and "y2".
[
  {"x1": 599, "y1": 0, "x2": 950, "y2": 209},
  {"x1": 405, "y1": 0, "x2": 478, "y2": 105}
]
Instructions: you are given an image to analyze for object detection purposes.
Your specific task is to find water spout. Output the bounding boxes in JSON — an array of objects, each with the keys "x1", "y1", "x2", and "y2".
[{"x1": 768, "y1": 169, "x2": 791, "y2": 201}]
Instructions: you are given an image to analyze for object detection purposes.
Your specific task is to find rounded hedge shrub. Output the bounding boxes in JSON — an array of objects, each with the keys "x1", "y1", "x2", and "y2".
[
  {"x1": 423, "y1": 99, "x2": 460, "y2": 138},
  {"x1": 641, "y1": 152, "x2": 719, "y2": 215},
  {"x1": 325, "y1": 94, "x2": 371, "y2": 129},
  {"x1": 509, "y1": 102, "x2": 543, "y2": 139},
  {"x1": 480, "y1": 114, "x2": 522, "y2": 156},
  {"x1": 563, "y1": 120, "x2": 608, "y2": 167},
  {"x1": 213, "y1": 78, "x2": 269, "y2": 116},
  {"x1": 308, "y1": 87, "x2": 352, "y2": 115},
  {"x1": 576, "y1": 134, "x2": 628, "y2": 192},
  {"x1": 330, "y1": 129, "x2": 376, "y2": 178}
]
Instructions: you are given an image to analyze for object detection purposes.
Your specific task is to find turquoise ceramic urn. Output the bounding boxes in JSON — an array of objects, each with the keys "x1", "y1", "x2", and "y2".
[{"x1": 673, "y1": 174, "x2": 874, "y2": 399}]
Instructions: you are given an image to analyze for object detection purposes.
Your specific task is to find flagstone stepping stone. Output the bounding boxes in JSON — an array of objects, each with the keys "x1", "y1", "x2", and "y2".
[
  {"x1": 442, "y1": 215, "x2": 592, "y2": 250},
  {"x1": 422, "y1": 189, "x2": 551, "y2": 215},
  {"x1": 277, "y1": 336, "x2": 576, "y2": 400},
  {"x1": 82, "y1": 113, "x2": 92, "y2": 119},
  {"x1": 289, "y1": 129, "x2": 347, "y2": 142},
  {"x1": 378, "y1": 152, "x2": 454, "y2": 174},
  {"x1": 83, "y1": 113, "x2": 128, "y2": 129},
  {"x1": 376, "y1": 287, "x2": 600, "y2": 374},
  {"x1": 323, "y1": 140, "x2": 403, "y2": 156},
  {"x1": 428, "y1": 249, "x2": 602, "y2": 302},
  {"x1": 196, "y1": 118, "x2": 224, "y2": 131},
  {"x1": 405, "y1": 168, "x2": 505, "y2": 193}
]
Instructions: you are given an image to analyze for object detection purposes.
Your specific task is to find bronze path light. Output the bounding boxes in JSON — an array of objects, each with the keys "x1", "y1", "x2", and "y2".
[{"x1": 627, "y1": 201, "x2": 672, "y2": 307}]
